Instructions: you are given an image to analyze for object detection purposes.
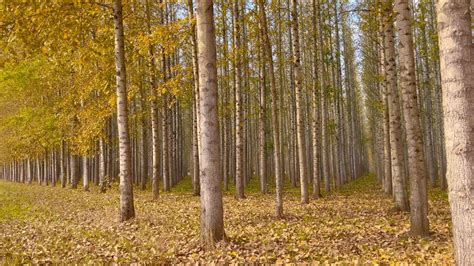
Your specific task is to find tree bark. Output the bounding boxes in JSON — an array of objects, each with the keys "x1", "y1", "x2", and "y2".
[
  {"x1": 59, "y1": 142, "x2": 66, "y2": 188},
  {"x1": 258, "y1": 0, "x2": 284, "y2": 218},
  {"x1": 196, "y1": 0, "x2": 225, "y2": 247},
  {"x1": 188, "y1": 0, "x2": 201, "y2": 196},
  {"x1": 145, "y1": 0, "x2": 161, "y2": 200},
  {"x1": 138, "y1": 87, "x2": 148, "y2": 191},
  {"x1": 99, "y1": 138, "x2": 107, "y2": 193},
  {"x1": 113, "y1": 0, "x2": 135, "y2": 222},
  {"x1": 318, "y1": 0, "x2": 331, "y2": 193},
  {"x1": 394, "y1": 0, "x2": 429, "y2": 236},
  {"x1": 381, "y1": 65, "x2": 392, "y2": 195},
  {"x1": 291, "y1": 0, "x2": 309, "y2": 204},
  {"x1": 311, "y1": 0, "x2": 321, "y2": 199},
  {"x1": 70, "y1": 154, "x2": 78, "y2": 189},
  {"x1": 436, "y1": 0, "x2": 473, "y2": 263},
  {"x1": 83, "y1": 156, "x2": 89, "y2": 191},
  {"x1": 221, "y1": 3, "x2": 230, "y2": 192},
  {"x1": 233, "y1": 0, "x2": 245, "y2": 199},
  {"x1": 258, "y1": 33, "x2": 267, "y2": 194},
  {"x1": 381, "y1": 0, "x2": 409, "y2": 210}
]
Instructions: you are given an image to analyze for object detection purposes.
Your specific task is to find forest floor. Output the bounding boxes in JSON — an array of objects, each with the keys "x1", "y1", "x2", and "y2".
[{"x1": 0, "y1": 175, "x2": 453, "y2": 264}]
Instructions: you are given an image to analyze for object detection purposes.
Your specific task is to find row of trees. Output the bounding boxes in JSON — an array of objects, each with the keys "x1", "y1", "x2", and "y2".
[
  {"x1": 0, "y1": 0, "x2": 471, "y2": 264},
  {"x1": 0, "y1": 0, "x2": 367, "y2": 217},
  {"x1": 359, "y1": 0, "x2": 473, "y2": 262},
  {"x1": 360, "y1": 0, "x2": 439, "y2": 237}
]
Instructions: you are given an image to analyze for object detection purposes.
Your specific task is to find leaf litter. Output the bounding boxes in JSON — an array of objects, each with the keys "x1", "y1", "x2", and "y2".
[{"x1": 0, "y1": 176, "x2": 453, "y2": 264}]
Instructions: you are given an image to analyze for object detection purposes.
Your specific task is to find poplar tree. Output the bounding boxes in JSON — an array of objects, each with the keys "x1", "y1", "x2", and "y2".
[
  {"x1": 437, "y1": 0, "x2": 473, "y2": 263},
  {"x1": 196, "y1": 0, "x2": 225, "y2": 247},
  {"x1": 113, "y1": 0, "x2": 135, "y2": 222}
]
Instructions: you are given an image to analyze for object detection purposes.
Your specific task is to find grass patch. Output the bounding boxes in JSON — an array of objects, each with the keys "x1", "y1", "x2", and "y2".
[{"x1": 0, "y1": 182, "x2": 32, "y2": 221}]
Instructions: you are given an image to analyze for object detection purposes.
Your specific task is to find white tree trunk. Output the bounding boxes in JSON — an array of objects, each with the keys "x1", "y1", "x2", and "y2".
[
  {"x1": 258, "y1": 0, "x2": 284, "y2": 218},
  {"x1": 258, "y1": 42, "x2": 267, "y2": 194},
  {"x1": 382, "y1": 0, "x2": 409, "y2": 211},
  {"x1": 70, "y1": 155, "x2": 78, "y2": 189},
  {"x1": 233, "y1": 0, "x2": 245, "y2": 199},
  {"x1": 188, "y1": 0, "x2": 201, "y2": 196},
  {"x1": 311, "y1": 0, "x2": 321, "y2": 199},
  {"x1": 394, "y1": 0, "x2": 429, "y2": 236},
  {"x1": 99, "y1": 138, "x2": 107, "y2": 193},
  {"x1": 291, "y1": 0, "x2": 309, "y2": 204},
  {"x1": 83, "y1": 156, "x2": 89, "y2": 192},
  {"x1": 145, "y1": 0, "x2": 161, "y2": 200},
  {"x1": 113, "y1": 0, "x2": 135, "y2": 222},
  {"x1": 437, "y1": 0, "x2": 473, "y2": 263},
  {"x1": 196, "y1": 0, "x2": 225, "y2": 247}
]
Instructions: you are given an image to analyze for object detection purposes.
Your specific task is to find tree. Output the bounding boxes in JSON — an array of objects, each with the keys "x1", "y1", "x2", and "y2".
[
  {"x1": 113, "y1": 0, "x2": 135, "y2": 222},
  {"x1": 187, "y1": 0, "x2": 201, "y2": 197},
  {"x1": 394, "y1": 0, "x2": 429, "y2": 236},
  {"x1": 381, "y1": 0, "x2": 409, "y2": 211},
  {"x1": 290, "y1": 0, "x2": 309, "y2": 204},
  {"x1": 145, "y1": 0, "x2": 161, "y2": 200},
  {"x1": 71, "y1": 155, "x2": 78, "y2": 189},
  {"x1": 257, "y1": 0, "x2": 284, "y2": 218},
  {"x1": 83, "y1": 156, "x2": 89, "y2": 191},
  {"x1": 233, "y1": 0, "x2": 245, "y2": 200},
  {"x1": 196, "y1": 0, "x2": 225, "y2": 247},
  {"x1": 99, "y1": 138, "x2": 107, "y2": 193},
  {"x1": 257, "y1": 29, "x2": 267, "y2": 194},
  {"x1": 436, "y1": 0, "x2": 473, "y2": 263},
  {"x1": 318, "y1": 0, "x2": 331, "y2": 194},
  {"x1": 311, "y1": 0, "x2": 321, "y2": 199},
  {"x1": 60, "y1": 142, "x2": 66, "y2": 188},
  {"x1": 138, "y1": 87, "x2": 148, "y2": 191}
]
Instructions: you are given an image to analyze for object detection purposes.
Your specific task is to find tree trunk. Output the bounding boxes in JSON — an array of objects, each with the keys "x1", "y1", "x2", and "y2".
[
  {"x1": 437, "y1": 0, "x2": 473, "y2": 263},
  {"x1": 258, "y1": 34, "x2": 267, "y2": 194},
  {"x1": 99, "y1": 138, "x2": 107, "y2": 193},
  {"x1": 196, "y1": 0, "x2": 225, "y2": 247},
  {"x1": 70, "y1": 155, "x2": 78, "y2": 189},
  {"x1": 258, "y1": 0, "x2": 284, "y2": 218},
  {"x1": 233, "y1": 0, "x2": 245, "y2": 199},
  {"x1": 381, "y1": 0, "x2": 409, "y2": 210},
  {"x1": 83, "y1": 156, "x2": 89, "y2": 191},
  {"x1": 145, "y1": 0, "x2": 161, "y2": 200},
  {"x1": 138, "y1": 87, "x2": 148, "y2": 191},
  {"x1": 162, "y1": 87, "x2": 170, "y2": 191},
  {"x1": 27, "y1": 157, "x2": 32, "y2": 184},
  {"x1": 381, "y1": 49, "x2": 392, "y2": 195},
  {"x1": 60, "y1": 142, "x2": 66, "y2": 188},
  {"x1": 291, "y1": 0, "x2": 309, "y2": 204},
  {"x1": 188, "y1": 0, "x2": 201, "y2": 196},
  {"x1": 221, "y1": 3, "x2": 230, "y2": 192},
  {"x1": 113, "y1": 0, "x2": 135, "y2": 222},
  {"x1": 394, "y1": 0, "x2": 429, "y2": 236},
  {"x1": 318, "y1": 0, "x2": 330, "y2": 193},
  {"x1": 311, "y1": 0, "x2": 321, "y2": 199}
]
